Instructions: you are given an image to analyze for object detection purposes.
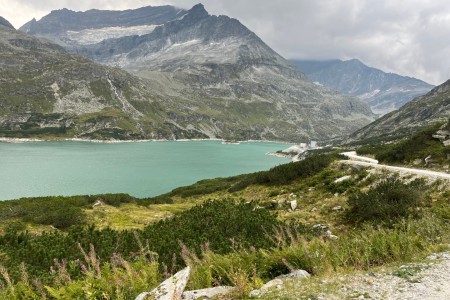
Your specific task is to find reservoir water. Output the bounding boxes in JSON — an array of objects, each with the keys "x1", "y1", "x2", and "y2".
[{"x1": 0, "y1": 140, "x2": 291, "y2": 201}]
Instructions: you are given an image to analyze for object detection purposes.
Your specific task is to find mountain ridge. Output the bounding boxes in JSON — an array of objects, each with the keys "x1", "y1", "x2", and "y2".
[
  {"x1": 0, "y1": 16, "x2": 14, "y2": 30},
  {"x1": 292, "y1": 59, "x2": 434, "y2": 115},
  {"x1": 7, "y1": 4, "x2": 376, "y2": 141},
  {"x1": 350, "y1": 79, "x2": 450, "y2": 143}
]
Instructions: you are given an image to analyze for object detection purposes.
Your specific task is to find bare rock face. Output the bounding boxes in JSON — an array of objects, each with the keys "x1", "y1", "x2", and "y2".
[
  {"x1": 17, "y1": 4, "x2": 376, "y2": 142},
  {"x1": 135, "y1": 267, "x2": 190, "y2": 300}
]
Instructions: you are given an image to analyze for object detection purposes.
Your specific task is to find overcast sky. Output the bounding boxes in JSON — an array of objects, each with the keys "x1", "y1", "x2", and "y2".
[{"x1": 1, "y1": 0, "x2": 450, "y2": 85}]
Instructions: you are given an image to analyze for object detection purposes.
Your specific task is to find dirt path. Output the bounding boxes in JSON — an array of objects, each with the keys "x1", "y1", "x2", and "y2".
[
  {"x1": 340, "y1": 252, "x2": 450, "y2": 300},
  {"x1": 341, "y1": 151, "x2": 450, "y2": 180}
]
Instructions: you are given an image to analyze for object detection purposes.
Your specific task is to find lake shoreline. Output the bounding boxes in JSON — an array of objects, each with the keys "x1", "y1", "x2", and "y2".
[
  {"x1": 0, "y1": 140, "x2": 291, "y2": 201},
  {"x1": 0, "y1": 137, "x2": 295, "y2": 145}
]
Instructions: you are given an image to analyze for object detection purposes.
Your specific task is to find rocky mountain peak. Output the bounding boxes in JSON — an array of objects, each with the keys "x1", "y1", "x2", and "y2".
[
  {"x1": 177, "y1": 3, "x2": 210, "y2": 24},
  {"x1": 0, "y1": 16, "x2": 15, "y2": 30},
  {"x1": 190, "y1": 3, "x2": 208, "y2": 15},
  {"x1": 8, "y1": 4, "x2": 376, "y2": 142}
]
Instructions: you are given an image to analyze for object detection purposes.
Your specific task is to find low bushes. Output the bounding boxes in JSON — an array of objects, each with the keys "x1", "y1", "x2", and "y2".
[
  {"x1": 0, "y1": 200, "x2": 279, "y2": 281},
  {"x1": 148, "y1": 154, "x2": 340, "y2": 200},
  {"x1": 187, "y1": 214, "x2": 448, "y2": 294},
  {"x1": 346, "y1": 177, "x2": 428, "y2": 224},
  {"x1": 0, "y1": 193, "x2": 171, "y2": 228},
  {"x1": 356, "y1": 122, "x2": 450, "y2": 164}
]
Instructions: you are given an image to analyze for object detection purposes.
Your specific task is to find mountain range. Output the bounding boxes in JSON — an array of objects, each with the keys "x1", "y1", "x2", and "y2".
[
  {"x1": 7, "y1": 4, "x2": 375, "y2": 142},
  {"x1": 292, "y1": 59, "x2": 434, "y2": 115},
  {"x1": 350, "y1": 79, "x2": 450, "y2": 142}
]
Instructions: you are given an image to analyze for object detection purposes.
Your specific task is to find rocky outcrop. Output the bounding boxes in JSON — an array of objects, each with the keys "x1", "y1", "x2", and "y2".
[
  {"x1": 136, "y1": 267, "x2": 191, "y2": 300},
  {"x1": 433, "y1": 123, "x2": 450, "y2": 146},
  {"x1": 292, "y1": 59, "x2": 434, "y2": 115},
  {"x1": 136, "y1": 267, "x2": 235, "y2": 300}
]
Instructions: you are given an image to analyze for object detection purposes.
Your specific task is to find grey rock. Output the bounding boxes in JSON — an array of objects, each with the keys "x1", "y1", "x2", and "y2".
[
  {"x1": 290, "y1": 200, "x2": 298, "y2": 211},
  {"x1": 135, "y1": 267, "x2": 190, "y2": 300},
  {"x1": 326, "y1": 230, "x2": 338, "y2": 240},
  {"x1": 249, "y1": 270, "x2": 310, "y2": 298},
  {"x1": 312, "y1": 224, "x2": 328, "y2": 230},
  {"x1": 249, "y1": 278, "x2": 283, "y2": 297},
  {"x1": 276, "y1": 270, "x2": 311, "y2": 280},
  {"x1": 92, "y1": 199, "x2": 104, "y2": 208},
  {"x1": 334, "y1": 175, "x2": 351, "y2": 183},
  {"x1": 182, "y1": 286, "x2": 235, "y2": 300}
]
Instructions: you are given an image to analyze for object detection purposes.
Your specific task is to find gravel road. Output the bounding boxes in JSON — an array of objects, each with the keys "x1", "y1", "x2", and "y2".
[{"x1": 341, "y1": 151, "x2": 450, "y2": 180}]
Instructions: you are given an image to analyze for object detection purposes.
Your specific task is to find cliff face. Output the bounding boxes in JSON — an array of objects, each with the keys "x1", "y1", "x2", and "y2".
[{"x1": 9, "y1": 4, "x2": 376, "y2": 141}]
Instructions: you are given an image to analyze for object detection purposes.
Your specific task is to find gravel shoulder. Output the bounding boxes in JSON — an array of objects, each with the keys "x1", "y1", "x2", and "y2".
[
  {"x1": 339, "y1": 252, "x2": 450, "y2": 300},
  {"x1": 258, "y1": 252, "x2": 450, "y2": 300}
]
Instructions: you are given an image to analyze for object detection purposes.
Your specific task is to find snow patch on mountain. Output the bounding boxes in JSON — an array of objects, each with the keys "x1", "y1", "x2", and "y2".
[{"x1": 67, "y1": 25, "x2": 160, "y2": 45}]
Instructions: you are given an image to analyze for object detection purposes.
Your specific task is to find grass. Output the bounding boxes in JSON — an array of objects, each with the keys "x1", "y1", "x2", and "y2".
[
  {"x1": 0, "y1": 152, "x2": 448, "y2": 299},
  {"x1": 84, "y1": 202, "x2": 195, "y2": 230}
]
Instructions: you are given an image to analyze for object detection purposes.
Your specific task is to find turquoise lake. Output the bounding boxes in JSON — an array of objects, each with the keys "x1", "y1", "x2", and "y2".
[{"x1": 0, "y1": 141, "x2": 291, "y2": 201}]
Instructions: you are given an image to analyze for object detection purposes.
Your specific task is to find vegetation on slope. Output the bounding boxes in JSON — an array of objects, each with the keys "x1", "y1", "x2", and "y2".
[
  {"x1": 356, "y1": 122, "x2": 450, "y2": 165},
  {"x1": 0, "y1": 152, "x2": 448, "y2": 299}
]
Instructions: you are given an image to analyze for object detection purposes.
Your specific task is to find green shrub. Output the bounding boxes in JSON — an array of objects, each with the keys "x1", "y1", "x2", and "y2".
[
  {"x1": 357, "y1": 122, "x2": 450, "y2": 164},
  {"x1": 0, "y1": 200, "x2": 279, "y2": 281},
  {"x1": 189, "y1": 214, "x2": 448, "y2": 291},
  {"x1": 347, "y1": 177, "x2": 428, "y2": 224},
  {"x1": 33, "y1": 206, "x2": 85, "y2": 229},
  {"x1": 146, "y1": 154, "x2": 339, "y2": 200},
  {"x1": 142, "y1": 200, "x2": 280, "y2": 266}
]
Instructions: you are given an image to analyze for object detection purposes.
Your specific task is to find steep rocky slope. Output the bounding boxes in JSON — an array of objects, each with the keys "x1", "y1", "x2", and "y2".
[
  {"x1": 1, "y1": 23, "x2": 368, "y2": 141},
  {"x1": 0, "y1": 23, "x2": 192, "y2": 140},
  {"x1": 13, "y1": 5, "x2": 377, "y2": 141},
  {"x1": 292, "y1": 59, "x2": 434, "y2": 115},
  {"x1": 0, "y1": 16, "x2": 14, "y2": 30},
  {"x1": 350, "y1": 79, "x2": 450, "y2": 142}
]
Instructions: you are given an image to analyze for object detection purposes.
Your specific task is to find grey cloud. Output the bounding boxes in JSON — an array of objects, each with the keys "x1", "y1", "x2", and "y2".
[{"x1": 1, "y1": 0, "x2": 449, "y2": 84}]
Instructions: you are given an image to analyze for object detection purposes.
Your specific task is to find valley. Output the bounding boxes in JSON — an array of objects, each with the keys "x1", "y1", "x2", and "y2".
[{"x1": 0, "y1": 2, "x2": 449, "y2": 299}]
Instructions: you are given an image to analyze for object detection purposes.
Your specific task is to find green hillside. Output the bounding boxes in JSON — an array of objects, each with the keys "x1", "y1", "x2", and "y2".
[{"x1": 0, "y1": 146, "x2": 448, "y2": 299}]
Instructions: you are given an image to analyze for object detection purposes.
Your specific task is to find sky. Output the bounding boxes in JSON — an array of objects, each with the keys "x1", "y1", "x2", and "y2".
[{"x1": 1, "y1": 0, "x2": 450, "y2": 85}]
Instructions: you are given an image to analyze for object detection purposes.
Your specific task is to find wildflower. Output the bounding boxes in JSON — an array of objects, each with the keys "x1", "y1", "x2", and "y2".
[{"x1": 281, "y1": 257, "x2": 295, "y2": 273}]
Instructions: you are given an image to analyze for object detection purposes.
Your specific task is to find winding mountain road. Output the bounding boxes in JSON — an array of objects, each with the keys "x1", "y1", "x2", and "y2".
[{"x1": 340, "y1": 151, "x2": 450, "y2": 180}]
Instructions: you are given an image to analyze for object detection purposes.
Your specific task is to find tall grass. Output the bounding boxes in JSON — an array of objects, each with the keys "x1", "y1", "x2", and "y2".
[{"x1": 188, "y1": 215, "x2": 448, "y2": 297}]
